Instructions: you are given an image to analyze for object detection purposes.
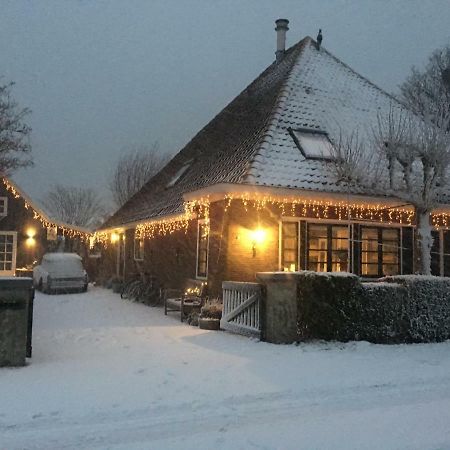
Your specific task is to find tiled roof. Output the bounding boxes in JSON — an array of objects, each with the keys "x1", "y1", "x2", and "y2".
[
  {"x1": 101, "y1": 39, "x2": 307, "y2": 228},
  {"x1": 245, "y1": 38, "x2": 403, "y2": 193},
  {"x1": 101, "y1": 37, "x2": 410, "y2": 229}
]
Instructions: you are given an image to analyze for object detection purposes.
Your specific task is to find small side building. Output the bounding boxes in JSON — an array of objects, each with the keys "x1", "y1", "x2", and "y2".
[{"x1": 0, "y1": 177, "x2": 91, "y2": 276}]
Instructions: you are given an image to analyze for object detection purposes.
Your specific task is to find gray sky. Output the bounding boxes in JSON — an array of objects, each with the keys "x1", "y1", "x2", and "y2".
[{"x1": 1, "y1": 0, "x2": 449, "y2": 207}]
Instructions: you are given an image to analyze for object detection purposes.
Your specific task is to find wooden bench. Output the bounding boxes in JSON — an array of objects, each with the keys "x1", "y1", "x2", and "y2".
[{"x1": 164, "y1": 279, "x2": 208, "y2": 322}]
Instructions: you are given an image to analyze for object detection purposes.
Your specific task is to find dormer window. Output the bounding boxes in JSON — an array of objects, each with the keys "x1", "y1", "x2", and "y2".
[
  {"x1": 166, "y1": 161, "x2": 192, "y2": 188},
  {"x1": 289, "y1": 128, "x2": 335, "y2": 161}
]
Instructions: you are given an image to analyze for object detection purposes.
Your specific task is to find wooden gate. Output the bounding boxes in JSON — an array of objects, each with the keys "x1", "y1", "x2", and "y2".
[{"x1": 221, "y1": 281, "x2": 262, "y2": 338}]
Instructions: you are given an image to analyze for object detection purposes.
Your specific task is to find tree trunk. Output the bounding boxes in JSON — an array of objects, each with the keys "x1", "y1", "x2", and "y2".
[{"x1": 414, "y1": 208, "x2": 433, "y2": 275}]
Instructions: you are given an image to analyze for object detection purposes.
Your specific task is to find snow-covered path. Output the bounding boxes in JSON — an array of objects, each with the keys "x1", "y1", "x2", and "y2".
[{"x1": 1, "y1": 287, "x2": 450, "y2": 450}]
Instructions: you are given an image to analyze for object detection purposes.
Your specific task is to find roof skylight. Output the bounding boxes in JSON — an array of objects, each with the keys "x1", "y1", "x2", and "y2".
[{"x1": 290, "y1": 129, "x2": 335, "y2": 160}]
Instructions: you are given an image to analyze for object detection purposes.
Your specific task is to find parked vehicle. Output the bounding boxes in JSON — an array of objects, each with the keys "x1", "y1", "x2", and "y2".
[{"x1": 33, "y1": 253, "x2": 88, "y2": 294}]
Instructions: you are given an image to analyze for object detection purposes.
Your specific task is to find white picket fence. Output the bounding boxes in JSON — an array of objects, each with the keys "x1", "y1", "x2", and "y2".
[{"x1": 221, "y1": 281, "x2": 262, "y2": 338}]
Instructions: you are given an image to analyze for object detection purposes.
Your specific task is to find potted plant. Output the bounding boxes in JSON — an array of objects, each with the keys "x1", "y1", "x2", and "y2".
[{"x1": 198, "y1": 301, "x2": 222, "y2": 330}]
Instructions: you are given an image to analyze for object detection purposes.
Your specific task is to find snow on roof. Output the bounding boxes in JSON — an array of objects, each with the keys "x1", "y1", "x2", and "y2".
[
  {"x1": 100, "y1": 37, "x2": 412, "y2": 229},
  {"x1": 245, "y1": 39, "x2": 404, "y2": 192}
]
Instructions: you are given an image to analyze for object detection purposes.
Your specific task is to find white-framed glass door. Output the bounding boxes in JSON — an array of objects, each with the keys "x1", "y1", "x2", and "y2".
[{"x1": 0, "y1": 232, "x2": 17, "y2": 276}]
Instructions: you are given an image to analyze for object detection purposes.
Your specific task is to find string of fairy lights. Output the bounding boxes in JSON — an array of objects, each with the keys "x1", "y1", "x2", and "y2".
[
  {"x1": 2, "y1": 178, "x2": 92, "y2": 240},
  {"x1": 94, "y1": 192, "x2": 450, "y2": 245}
]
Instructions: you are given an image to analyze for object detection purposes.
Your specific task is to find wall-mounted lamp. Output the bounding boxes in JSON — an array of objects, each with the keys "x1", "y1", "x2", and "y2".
[
  {"x1": 111, "y1": 232, "x2": 119, "y2": 244},
  {"x1": 25, "y1": 227, "x2": 36, "y2": 248},
  {"x1": 250, "y1": 228, "x2": 266, "y2": 258}
]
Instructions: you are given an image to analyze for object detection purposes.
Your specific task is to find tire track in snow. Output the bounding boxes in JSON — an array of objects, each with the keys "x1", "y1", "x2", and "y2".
[{"x1": 2, "y1": 376, "x2": 450, "y2": 449}]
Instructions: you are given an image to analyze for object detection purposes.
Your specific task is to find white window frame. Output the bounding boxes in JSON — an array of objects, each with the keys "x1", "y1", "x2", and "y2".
[
  {"x1": 0, "y1": 197, "x2": 8, "y2": 217},
  {"x1": 0, "y1": 231, "x2": 17, "y2": 276},
  {"x1": 196, "y1": 219, "x2": 209, "y2": 280}
]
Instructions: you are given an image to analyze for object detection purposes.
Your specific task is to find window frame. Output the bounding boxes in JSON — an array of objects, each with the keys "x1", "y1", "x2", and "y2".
[
  {"x1": 0, "y1": 197, "x2": 8, "y2": 217},
  {"x1": 360, "y1": 226, "x2": 401, "y2": 278},
  {"x1": 0, "y1": 231, "x2": 17, "y2": 275},
  {"x1": 279, "y1": 218, "x2": 352, "y2": 273},
  {"x1": 288, "y1": 127, "x2": 335, "y2": 161},
  {"x1": 196, "y1": 219, "x2": 209, "y2": 280},
  {"x1": 133, "y1": 231, "x2": 145, "y2": 261}
]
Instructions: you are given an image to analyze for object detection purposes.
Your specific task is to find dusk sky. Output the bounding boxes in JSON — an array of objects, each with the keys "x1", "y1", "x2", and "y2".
[{"x1": 1, "y1": 0, "x2": 449, "y2": 208}]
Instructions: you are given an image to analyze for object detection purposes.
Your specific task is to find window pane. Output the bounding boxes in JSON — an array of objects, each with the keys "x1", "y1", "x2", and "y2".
[
  {"x1": 308, "y1": 250, "x2": 327, "y2": 272},
  {"x1": 362, "y1": 264, "x2": 379, "y2": 276},
  {"x1": 282, "y1": 222, "x2": 298, "y2": 271},
  {"x1": 331, "y1": 226, "x2": 349, "y2": 272},
  {"x1": 197, "y1": 222, "x2": 209, "y2": 277}
]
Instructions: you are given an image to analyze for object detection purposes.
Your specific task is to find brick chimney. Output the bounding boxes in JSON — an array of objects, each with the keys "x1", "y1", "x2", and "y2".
[{"x1": 275, "y1": 19, "x2": 289, "y2": 63}]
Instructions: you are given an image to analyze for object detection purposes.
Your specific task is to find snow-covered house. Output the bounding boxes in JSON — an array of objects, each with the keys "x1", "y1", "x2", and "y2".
[
  {"x1": 97, "y1": 21, "x2": 450, "y2": 296},
  {"x1": 0, "y1": 177, "x2": 90, "y2": 276}
]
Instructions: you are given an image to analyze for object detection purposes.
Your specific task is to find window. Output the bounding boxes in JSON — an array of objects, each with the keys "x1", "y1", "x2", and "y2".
[
  {"x1": 166, "y1": 161, "x2": 192, "y2": 188},
  {"x1": 196, "y1": 220, "x2": 209, "y2": 278},
  {"x1": 361, "y1": 227, "x2": 400, "y2": 277},
  {"x1": 134, "y1": 232, "x2": 144, "y2": 261},
  {"x1": 0, "y1": 197, "x2": 8, "y2": 216},
  {"x1": 281, "y1": 222, "x2": 299, "y2": 271},
  {"x1": 280, "y1": 221, "x2": 349, "y2": 273},
  {"x1": 307, "y1": 224, "x2": 349, "y2": 272},
  {"x1": 290, "y1": 129, "x2": 334, "y2": 160},
  {"x1": 0, "y1": 232, "x2": 16, "y2": 275}
]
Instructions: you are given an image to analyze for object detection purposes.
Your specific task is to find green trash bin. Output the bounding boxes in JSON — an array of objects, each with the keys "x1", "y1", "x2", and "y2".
[{"x1": 0, "y1": 277, "x2": 34, "y2": 367}]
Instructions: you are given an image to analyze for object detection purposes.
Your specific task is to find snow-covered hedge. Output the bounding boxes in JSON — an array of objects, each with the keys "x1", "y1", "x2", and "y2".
[{"x1": 296, "y1": 273, "x2": 450, "y2": 343}]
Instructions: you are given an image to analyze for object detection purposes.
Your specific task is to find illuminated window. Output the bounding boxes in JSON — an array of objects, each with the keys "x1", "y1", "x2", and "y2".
[
  {"x1": 196, "y1": 220, "x2": 209, "y2": 278},
  {"x1": 280, "y1": 222, "x2": 349, "y2": 273},
  {"x1": 0, "y1": 197, "x2": 8, "y2": 217},
  {"x1": 307, "y1": 224, "x2": 349, "y2": 272},
  {"x1": 166, "y1": 161, "x2": 192, "y2": 188},
  {"x1": 361, "y1": 227, "x2": 400, "y2": 277},
  {"x1": 281, "y1": 222, "x2": 299, "y2": 271},
  {"x1": 290, "y1": 129, "x2": 334, "y2": 160},
  {"x1": 134, "y1": 231, "x2": 144, "y2": 261}
]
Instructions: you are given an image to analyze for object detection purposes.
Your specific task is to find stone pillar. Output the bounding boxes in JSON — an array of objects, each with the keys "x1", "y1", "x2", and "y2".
[{"x1": 256, "y1": 272, "x2": 298, "y2": 344}]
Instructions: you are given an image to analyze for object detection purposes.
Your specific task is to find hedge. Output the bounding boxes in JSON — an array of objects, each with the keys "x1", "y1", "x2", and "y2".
[{"x1": 296, "y1": 272, "x2": 450, "y2": 343}]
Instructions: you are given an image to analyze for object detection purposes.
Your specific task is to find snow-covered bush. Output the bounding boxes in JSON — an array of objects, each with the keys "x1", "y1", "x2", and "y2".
[
  {"x1": 296, "y1": 272, "x2": 450, "y2": 343},
  {"x1": 297, "y1": 271, "x2": 360, "y2": 341}
]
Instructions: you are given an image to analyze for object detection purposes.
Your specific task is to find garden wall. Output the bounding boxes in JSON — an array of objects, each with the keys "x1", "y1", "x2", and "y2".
[{"x1": 296, "y1": 272, "x2": 450, "y2": 343}]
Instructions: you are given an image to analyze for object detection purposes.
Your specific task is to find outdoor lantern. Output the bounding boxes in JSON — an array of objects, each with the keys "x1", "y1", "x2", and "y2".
[
  {"x1": 250, "y1": 228, "x2": 266, "y2": 257},
  {"x1": 110, "y1": 232, "x2": 119, "y2": 244},
  {"x1": 25, "y1": 228, "x2": 36, "y2": 247}
]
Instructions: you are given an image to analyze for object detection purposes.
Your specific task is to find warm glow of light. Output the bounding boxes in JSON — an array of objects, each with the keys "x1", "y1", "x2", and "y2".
[
  {"x1": 251, "y1": 228, "x2": 266, "y2": 244},
  {"x1": 26, "y1": 237, "x2": 35, "y2": 247},
  {"x1": 111, "y1": 232, "x2": 119, "y2": 244},
  {"x1": 26, "y1": 227, "x2": 36, "y2": 238}
]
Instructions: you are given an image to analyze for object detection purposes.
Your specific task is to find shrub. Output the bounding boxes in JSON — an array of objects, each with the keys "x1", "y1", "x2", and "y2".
[
  {"x1": 296, "y1": 272, "x2": 450, "y2": 343},
  {"x1": 200, "y1": 301, "x2": 222, "y2": 320},
  {"x1": 297, "y1": 271, "x2": 360, "y2": 341}
]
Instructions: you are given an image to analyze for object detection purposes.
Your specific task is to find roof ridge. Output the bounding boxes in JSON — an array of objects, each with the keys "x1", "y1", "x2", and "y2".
[{"x1": 244, "y1": 38, "x2": 311, "y2": 183}]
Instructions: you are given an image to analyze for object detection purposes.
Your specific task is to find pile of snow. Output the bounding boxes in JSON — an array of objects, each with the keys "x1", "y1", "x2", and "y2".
[{"x1": 1, "y1": 287, "x2": 450, "y2": 449}]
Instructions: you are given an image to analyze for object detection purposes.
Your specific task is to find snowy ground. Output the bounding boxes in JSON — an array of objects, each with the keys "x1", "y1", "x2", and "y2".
[{"x1": 1, "y1": 287, "x2": 450, "y2": 450}]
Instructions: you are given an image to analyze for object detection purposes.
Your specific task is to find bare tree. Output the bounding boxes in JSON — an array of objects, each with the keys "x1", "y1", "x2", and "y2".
[
  {"x1": 400, "y1": 44, "x2": 450, "y2": 123},
  {"x1": 42, "y1": 184, "x2": 106, "y2": 229},
  {"x1": 109, "y1": 143, "x2": 169, "y2": 207},
  {"x1": 0, "y1": 80, "x2": 32, "y2": 175},
  {"x1": 331, "y1": 104, "x2": 450, "y2": 275}
]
